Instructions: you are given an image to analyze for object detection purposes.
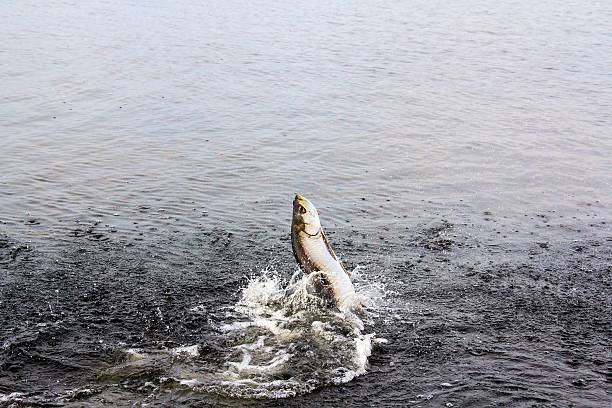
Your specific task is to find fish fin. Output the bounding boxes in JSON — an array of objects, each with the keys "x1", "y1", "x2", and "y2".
[
  {"x1": 321, "y1": 230, "x2": 337, "y2": 261},
  {"x1": 322, "y1": 230, "x2": 351, "y2": 277}
]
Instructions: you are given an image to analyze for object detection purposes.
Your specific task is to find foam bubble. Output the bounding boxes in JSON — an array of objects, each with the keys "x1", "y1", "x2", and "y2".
[{"x1": 171, "y1": 344, "x2": 199, "y2": 357}]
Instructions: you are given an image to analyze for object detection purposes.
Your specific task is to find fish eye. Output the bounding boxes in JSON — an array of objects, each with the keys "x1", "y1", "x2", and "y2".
[{"x1": 299, "y1": 205, "x2": 307, "y2": 214}]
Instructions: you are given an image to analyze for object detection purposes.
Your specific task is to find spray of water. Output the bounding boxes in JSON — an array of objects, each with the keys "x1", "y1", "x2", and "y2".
[{"x1": 103, "y1": 266, "x2": 387, "y2": 399}]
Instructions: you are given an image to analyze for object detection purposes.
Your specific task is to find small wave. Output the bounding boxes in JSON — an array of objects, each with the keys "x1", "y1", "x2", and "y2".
[{"x1": 0, "y1": 388, "x2": 100, "y2": 407}]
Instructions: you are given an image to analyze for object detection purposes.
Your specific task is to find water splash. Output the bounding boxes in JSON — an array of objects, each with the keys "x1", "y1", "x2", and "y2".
[
  {"x1": 100, "y1": 266, "x2": 386, "y2": 400},
  {"x1": 194, "y1": 267, "x2": 384, "y2": 398}
]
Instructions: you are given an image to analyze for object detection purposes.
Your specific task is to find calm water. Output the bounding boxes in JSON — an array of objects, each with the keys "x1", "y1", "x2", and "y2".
[{"x1": 1, "y1": 0, "x2": 611, "y2": 406}]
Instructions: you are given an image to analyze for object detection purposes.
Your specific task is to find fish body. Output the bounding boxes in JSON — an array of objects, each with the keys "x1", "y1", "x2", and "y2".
[{"x1": 291, "y1": 194, "x2": 357, "y2": 311}]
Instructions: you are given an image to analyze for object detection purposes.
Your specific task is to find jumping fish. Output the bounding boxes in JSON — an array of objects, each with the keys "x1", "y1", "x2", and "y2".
[{"x1": 291, "y1": 194, "x2": 357, "y2": 311}]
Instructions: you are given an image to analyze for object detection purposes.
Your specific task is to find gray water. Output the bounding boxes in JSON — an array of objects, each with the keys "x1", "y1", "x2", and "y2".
[{"x1": 1, "y1": 0, "x2": 611, "y2": 406}]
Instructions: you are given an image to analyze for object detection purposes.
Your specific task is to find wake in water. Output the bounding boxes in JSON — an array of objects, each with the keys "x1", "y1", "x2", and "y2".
[{"x1": 100, "y1": 266, "x2": 386, "y2": 400}]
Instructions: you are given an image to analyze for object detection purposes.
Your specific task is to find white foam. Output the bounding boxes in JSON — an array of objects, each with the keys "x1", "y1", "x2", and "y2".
[
  {"x1": 353, "y1": 333, "x2": 375, "y2": 373},
  {"x1": 114, "y1": 266, "x2": 386, "y2": 399},
  {"x1": 171, "y1": 344, "x2": 199, "y2": 357},
  {"x1": 226, "y1": 350, "x2": 292, "y2": 375},
  {"x1": 179, "y1": 378, "x2": 202, "y2": 386},
  {"x1": 331, "y1": 367, "x2": 359, "y2": 384},
  {"x1": 204, "y1": 267, "x2": 382, "y2": 397},
  {"x1": 189, "y1": 304, "x2": 207, "y2": 314},
  {"x1": 124, "y1": 348, "x2": 145, "y2": 360}
]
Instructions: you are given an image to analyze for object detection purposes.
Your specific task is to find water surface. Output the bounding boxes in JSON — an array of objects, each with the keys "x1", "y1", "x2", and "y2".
[{"x1": 1, "y1": 0, "x2": 611, "y2": 406}]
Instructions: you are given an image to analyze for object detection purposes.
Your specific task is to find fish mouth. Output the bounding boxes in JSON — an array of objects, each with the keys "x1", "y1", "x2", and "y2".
[
  {"x1": 294, "y1": 193, "x2": 309, "y2": 205},
  {"x1": 294, "y1": 193, "x2": 315, "y2": 208},
  {"x1": 294, "y1": 193, "x2": 314, "y2": 215}
]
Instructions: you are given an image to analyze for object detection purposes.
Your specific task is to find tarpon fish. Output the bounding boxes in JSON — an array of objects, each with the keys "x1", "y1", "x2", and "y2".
[{"x1": 291, "y1": 194, "x2": 357, "y2": 311}]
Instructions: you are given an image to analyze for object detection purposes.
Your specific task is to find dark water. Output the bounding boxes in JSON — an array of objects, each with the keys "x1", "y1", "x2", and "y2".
[{"x1": 1, "y1": 0, "x2": 612, "y2": 406}]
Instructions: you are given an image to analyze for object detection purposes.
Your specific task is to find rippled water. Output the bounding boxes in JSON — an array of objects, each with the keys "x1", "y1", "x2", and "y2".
[{"x1": 1, "y1": 0, "x2": 611, "y2": 406}]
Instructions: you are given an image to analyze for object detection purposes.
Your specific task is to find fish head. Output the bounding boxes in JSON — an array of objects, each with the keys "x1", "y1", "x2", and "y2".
[{"x1": 293, "y1": 194, "x2": 321, "y2": 236}]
